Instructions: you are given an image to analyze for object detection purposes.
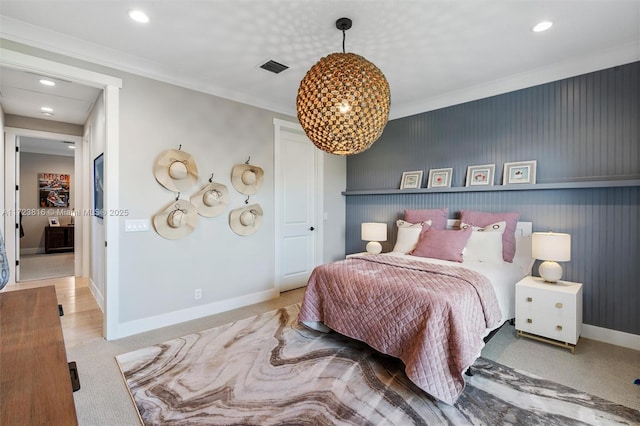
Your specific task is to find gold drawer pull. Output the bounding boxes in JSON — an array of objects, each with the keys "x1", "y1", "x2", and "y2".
[
  {"x1": 555, "y1": 302, "x2": 563, "y2": 309},
  {"x1": 556, "y1": 325, "x2": 563, "y2": 331},
  {"x1": 527, "y1": 318, "x2": 532, "y2": 323},
  {"x1": 526, "y1": 297, "x2": 533, "y2": 302}
]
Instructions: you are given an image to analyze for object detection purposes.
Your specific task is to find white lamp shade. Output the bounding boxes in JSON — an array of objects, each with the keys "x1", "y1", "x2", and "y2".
[
  {"x1": 532, "y1": 232, "x2": 571, "y2": 262},
  {"x1": 361, "y1": 222, "x2": 387, "y2": 242}
]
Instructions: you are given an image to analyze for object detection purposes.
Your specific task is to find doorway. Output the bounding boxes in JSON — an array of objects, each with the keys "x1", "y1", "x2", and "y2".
[
  {"x1": 274, "y1": 118, "x2": 324, "y2": 292},
  {"x1": 17, "y1": 136, "x2": 78, "y2": 282}
]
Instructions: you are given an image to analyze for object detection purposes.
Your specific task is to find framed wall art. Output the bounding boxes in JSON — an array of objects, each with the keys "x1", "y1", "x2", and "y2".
[
  {"x1": 38, "y1": 173, "x2": 70, "y2": 208},
  {"x1": 94, "y1": 153, "x2": 104, "y2": 218},
  {"x1": 400, "y1": 170, "x2": 423, "y2": 189},
  {"x1": 427, "y1": 168, "x2": 453, "y2": 188},
  {"x1": 503, "y1": 160, "x2": 537, "y2": 185},
  {"x1": 465, "y1": 164, "x2": 495, "y2": 186}
]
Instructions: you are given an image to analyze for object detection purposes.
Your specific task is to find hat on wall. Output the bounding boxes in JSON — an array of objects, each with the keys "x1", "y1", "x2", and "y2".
[
  {"x1": 190, "y1": 182, "x2": 229, "y2": 218},
  {"x1": 154, "y1": 149, "x2": 199, "y2": 192},
  {"x1": 153, "y1": 199, "x2": 199, "y2": 239},
  {"x1": 231, "y1": 163, "x2": 264, "y2": 195},
  {"x1": 229, "y1": 203, "x2": 263, "y2": 236}
]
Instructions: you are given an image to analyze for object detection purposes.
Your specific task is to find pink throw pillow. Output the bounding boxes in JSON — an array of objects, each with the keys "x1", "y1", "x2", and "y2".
[
  {"x1": 404, "y1": 208, "x2": 448, "y2": 230},
  {"x1": 411, "y1": 227, "x2": 472, "y2": 262},
  {"x1": 459, "y1": 210, "x2": 520, "y2": 262}
]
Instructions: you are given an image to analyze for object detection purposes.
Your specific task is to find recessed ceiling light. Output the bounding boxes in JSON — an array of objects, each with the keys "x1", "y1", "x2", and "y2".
[
  {"x1": 68, "y1": 145, "x2": 76, "y2": 150},
  {"x1": 42, "y1": 112, "x2": 54, "y2": 117},
  {"x1": 532, "y1": 20, "x2": 553, "y2": 32},
  {"x1": 39, "y1": 79, "x2": 56, "y2": 87},
  {"x1": 41, "y1": 106, "x2": 53, "y2": 112},
  {"x1": 129, "y1": 9, "x2": 149, "y2": 23}
]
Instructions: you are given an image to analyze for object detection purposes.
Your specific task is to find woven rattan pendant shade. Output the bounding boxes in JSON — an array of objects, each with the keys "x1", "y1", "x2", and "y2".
[{"x1": 296, "y1": 21, "x2": 390, "y2": 155}]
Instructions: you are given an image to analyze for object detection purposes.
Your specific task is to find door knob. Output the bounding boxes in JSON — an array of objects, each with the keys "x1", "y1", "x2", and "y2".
[{"x1": 309, "y1": 226, "x2": 315, "y2": 231}]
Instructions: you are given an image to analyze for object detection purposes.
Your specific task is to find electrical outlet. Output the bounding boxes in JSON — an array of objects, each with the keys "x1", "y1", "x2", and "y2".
[{"x1": 194, "y1": 288, "x2": 202, "y2": 300}]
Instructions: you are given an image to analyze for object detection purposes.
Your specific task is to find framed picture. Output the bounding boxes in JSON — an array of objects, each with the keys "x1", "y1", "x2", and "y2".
[
  {"x1": 94, "y1": 153, "x2": 104, "y2": 218},
  {"x1": 48, "y1": 217, "x2": 60, "y2": 227},
  {"x1": 427, "y1": 168, "x2": 453, "y2": 188},
  {"x1": 38, "y1": 173, "x2": 70, "y2": 208},
  {"x1": 465, "y1": 164, "x2": 495, "y2": 186},
  {"x1": 400, "y1": 170, "x2": 423, "y2": 189},
  {"x1": 503, "y1": 160, "x2": 537, "y2": 185}
]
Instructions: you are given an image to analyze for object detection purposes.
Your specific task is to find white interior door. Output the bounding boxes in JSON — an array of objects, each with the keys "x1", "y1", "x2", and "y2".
[{"x1": 274, "y1": 119, "x2": 323, "y2": 292}]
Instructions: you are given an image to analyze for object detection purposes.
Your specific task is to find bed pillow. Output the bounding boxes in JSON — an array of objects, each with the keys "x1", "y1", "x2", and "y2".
[
  {"x1": 459, "y1": 210, "x2": 520, "y2": 262},
  {"x1": 392, "y1": 220, "x2": 431, "y2": 254},
  {"x1": 411, "y1": 227, "x2": 472, "y2": 262},
  {"x1": 404, "y1": 208, "x2": 448, "y2": 230},
  {"x1": 513, "y1": 234, "x2": 534, "y2": 275},
  {"x1": 461, "y1": 221, "x2": 506, "y2": 264}
]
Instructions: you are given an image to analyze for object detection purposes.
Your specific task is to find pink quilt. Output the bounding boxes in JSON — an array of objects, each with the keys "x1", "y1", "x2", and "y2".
[{"x1": 298, "y1": 254, "x2": 502, "y2": 405}]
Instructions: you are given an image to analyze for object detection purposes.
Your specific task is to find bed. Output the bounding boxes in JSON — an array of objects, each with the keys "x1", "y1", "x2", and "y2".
[{"x1": 298, "y1": 216, "x2": 533, "y2": 405}]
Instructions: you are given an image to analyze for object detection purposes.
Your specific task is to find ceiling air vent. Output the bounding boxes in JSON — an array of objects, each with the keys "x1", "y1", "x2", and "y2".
[{"x1": 260, "y1": 60, "x2": 289, "y2": 74}]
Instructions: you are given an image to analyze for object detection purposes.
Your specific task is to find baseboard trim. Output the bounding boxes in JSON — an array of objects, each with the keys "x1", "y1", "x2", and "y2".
[
  {"x1": 582, "y1": 324, "x2": 640, "y2": 351},
  {"x1": 114, "y1": 288, "x2": 280, "y2": 340},
  {"x1": 88, "y1": 278, "x2": 105, "y2": 313},
  {"x1": 20, "y1": 248, "x2": 44, "y2": 255}
]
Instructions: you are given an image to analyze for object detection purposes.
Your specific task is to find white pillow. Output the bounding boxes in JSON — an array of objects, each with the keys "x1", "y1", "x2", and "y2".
[
  {"x1": 392, "y1": 219, "x2": 431, "y2": 254},
  {"x1": 513, "y1": 234, "x2": 534, "y2": 275},
  {"x1": 461, "y1": 221, "x2": 506, "y2": 264}
]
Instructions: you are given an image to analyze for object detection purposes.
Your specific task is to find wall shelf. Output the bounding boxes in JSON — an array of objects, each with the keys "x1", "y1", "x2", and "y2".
[{"x1": 342, "y1": 179, "x2": 640, "y2": 196}]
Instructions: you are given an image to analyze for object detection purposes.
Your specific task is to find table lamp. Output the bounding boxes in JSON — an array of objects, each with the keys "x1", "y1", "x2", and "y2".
[
  {"x1": 532, "y1": 231, "x2": 571, "y2": 283},
  {"x1": 361, "y1": 222, "x2": 387, "y2": 254}
]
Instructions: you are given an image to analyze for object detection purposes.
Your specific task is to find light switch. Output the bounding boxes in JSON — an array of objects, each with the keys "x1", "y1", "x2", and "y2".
[{"x1": 125, "y1": 219, "x2": 150, "y2": 232}]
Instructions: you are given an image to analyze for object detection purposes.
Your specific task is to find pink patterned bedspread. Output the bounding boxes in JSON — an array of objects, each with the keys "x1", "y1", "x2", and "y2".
[{"x1": 298, "y1": 254, "x2": 502, "y2": 405}]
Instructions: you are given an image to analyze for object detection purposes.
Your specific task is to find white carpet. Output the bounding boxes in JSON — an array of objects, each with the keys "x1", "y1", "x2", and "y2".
[{"x1": 19, "y1": 253, "x2": 74, "y2": 281}]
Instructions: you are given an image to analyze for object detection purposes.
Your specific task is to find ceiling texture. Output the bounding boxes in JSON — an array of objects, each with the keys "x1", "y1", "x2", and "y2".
[{"x1": 0, "y1": 1, "x2": 639, "y2": 127}]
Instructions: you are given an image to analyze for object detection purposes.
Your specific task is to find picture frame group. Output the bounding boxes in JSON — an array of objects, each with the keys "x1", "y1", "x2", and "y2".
[{"x1": 400, "y1": 160, "x2": 536, "y2": 190}]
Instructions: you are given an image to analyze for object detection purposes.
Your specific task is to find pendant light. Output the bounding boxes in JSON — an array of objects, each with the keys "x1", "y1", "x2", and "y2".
[{"x1": 296, "y1": 17, "x2": 391, "y2": 155}]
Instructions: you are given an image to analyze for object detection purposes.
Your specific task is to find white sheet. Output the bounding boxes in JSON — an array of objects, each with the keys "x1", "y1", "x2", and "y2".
[{"x1": 384, "y1": 252, "x2": 526, "y2": 326}]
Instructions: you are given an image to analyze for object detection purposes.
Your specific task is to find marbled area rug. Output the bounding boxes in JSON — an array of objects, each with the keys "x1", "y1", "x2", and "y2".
[{"x1": 116, "y1": 304, "x2": 640, "y2": 426}]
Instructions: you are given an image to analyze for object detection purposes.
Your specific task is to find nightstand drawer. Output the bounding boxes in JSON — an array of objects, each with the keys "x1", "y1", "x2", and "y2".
[
  {"x1": 516, "y1": 313, "x2": 578, "y2": 344},
  {"x1": 517, "y1": 287, "x2": 576, "y2": 318}
]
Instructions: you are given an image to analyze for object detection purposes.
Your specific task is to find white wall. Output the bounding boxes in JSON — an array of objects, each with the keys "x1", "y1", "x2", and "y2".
[
  {"x1": 85, "y1": 92, "x2": 106, "y2": 306},
  {"x1": 0, "y1": 41, "x2": 346, "y2": 337}
]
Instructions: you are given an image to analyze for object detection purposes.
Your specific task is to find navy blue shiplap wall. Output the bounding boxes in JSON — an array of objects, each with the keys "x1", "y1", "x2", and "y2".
[{"x1": 345, "y1": 62, "x2": 639, "y2": 336}]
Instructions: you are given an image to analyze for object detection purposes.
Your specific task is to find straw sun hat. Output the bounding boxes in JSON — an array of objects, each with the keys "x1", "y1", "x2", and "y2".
[
  {"x1": 154, "y1": 149, "x2": 199, "y2": 192},
  {"x1": 190, "y1": 182, "x2": 230, "y2": 218},
  {"x1": 231, "y1": 164, "x2": 264, "y2": 195},
  {"x1": 229, "y1": 203, "x2": 263, "y2": 236},
  {"x1": 153, "y1": 199, "x2": 199, "y2": 239}
]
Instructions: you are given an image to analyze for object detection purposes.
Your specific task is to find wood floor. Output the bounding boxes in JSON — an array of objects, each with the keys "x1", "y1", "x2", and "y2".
[{"x1": 4, "y1": 277, "x2": 104, "y2": 348}]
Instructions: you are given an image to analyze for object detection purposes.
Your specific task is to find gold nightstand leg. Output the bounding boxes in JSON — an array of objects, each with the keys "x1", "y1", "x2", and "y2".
[{"x1": 516, "y1": 330, "x2": 576, "y2": 354}]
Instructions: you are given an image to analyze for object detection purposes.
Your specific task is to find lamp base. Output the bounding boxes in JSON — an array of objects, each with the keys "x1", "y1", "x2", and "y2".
[
  {"x1": 366, "y1": 241, "x2": 382, "y2": 254},
  {"x1": 539, "y1": 260, "x2": 563, "y2": 283}
]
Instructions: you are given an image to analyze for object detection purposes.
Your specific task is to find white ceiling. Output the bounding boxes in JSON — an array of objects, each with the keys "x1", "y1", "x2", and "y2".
[{"x1": 0, "y1": 1, "x2": 639, "y2": 126}]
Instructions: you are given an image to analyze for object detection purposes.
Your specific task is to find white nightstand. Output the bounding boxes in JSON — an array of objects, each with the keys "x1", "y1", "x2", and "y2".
[{"x1": 515, "y1": 276, "x2": 583, "y2": 353}]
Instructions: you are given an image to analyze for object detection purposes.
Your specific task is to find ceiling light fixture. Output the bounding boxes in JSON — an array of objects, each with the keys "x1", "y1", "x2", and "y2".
[
  {"x1": 39, "y1": 79, "x2": 56, "y2": 87},
  {"x1": 532, "y1": 20, "x2": 553, "y2": 32},
  {"x1": 128, "y1": 9, "x2": 149, "y2": 24},
  {"x1": 296, "y1": 17, "x2": 390, "y2": 155},
  {"x1": 40, "y1": 106, "x2": 53, "y2": 112}
]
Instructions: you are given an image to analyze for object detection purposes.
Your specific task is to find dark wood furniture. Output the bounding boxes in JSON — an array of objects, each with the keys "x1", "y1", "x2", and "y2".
[
  {"x1": 45, "y1": 225, "x2": 74, "y2": 254},
  {"x1": 0, "y1": 286, "x2": 79, "y2": 425}
]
